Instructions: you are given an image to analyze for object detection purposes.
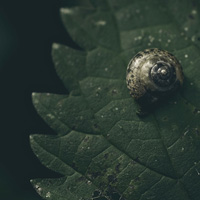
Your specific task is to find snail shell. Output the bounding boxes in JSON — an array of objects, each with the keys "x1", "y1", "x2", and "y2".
[{"x1": 126, "y1": 48, "x2": 184, "y2": 106}]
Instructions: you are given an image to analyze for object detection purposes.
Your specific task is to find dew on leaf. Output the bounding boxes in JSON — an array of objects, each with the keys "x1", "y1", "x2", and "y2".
[
  {"x1": 191, "y1": 9, "x2": 197, "y2": 15},
  {"x1": 46, "y1": 192, "x2": 51, "y2": 198},
  {"x1": 95, "y1": 20, "x2": 107, "y2": 26},
  {"x1": 87, "y1": 180, "x2": 92, "y2": 185},
  {"x1": 46, "y1": 113, "x2": 55, "y2": 119},
  {"x1": 167, "y1": 39, "x2": 171, "y2": 43},
  {"x1": 191, "y1": 35, "x2": 195, "y2": 42}
]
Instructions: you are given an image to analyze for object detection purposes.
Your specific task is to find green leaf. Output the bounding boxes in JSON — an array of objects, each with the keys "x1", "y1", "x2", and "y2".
[{"x1": 30, "y1": 0, "x2": 200, "y2": 199}]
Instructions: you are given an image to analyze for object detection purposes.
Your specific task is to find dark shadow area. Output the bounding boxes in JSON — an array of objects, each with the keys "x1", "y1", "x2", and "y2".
[{"x1": 0, "y1": 0, "x2": 80, "y2": 199}]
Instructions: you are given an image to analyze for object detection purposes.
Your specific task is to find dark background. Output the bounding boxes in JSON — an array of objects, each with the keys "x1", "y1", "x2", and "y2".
[{"x1": 0, "y1": 0, "x2": 81, "y2": 199}]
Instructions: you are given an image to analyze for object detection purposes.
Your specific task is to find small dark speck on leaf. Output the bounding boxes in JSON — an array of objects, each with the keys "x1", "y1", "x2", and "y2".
[
  {"x1": 115, "y1": 163, "x2": 121, "y2": 173},
  {"x1": 108, "y1": 175, "x2": 117, "y2": 183},
  {"x1": 112, "y1": 89, "x2": 118, "y2": 94},
  {"x1": 104, "y1": 153, "x2": 109, "y2": 159},
  {"x1": 184, "y1": 101, "x2": 189, "y2": 105},
  {"x1": 71, "y1": 126, "x2": 76, "y2": 130},
  {"x1": 195, "y1": 128, "x2": 200, "y2": 135},
  {"x1": 131, "y1": 160, "x2": 137, "y2": 165},
  {"x1": 92, "y1": 190, "x2": 101, "y2": 198},
  {"x1": 92, "y1": 171, "x2": 102, "y2": 179},
  {"x1": 162, "y1": 116, "x2": 168, "y2": 121},
  {"x1": 105, "y1": 187, "x2": 122, "y2": 200},
  {"x1": 134, "y1": 176, "x2": 140, "y2": 182},
  {"x1": 93, "y1": 123, "x2": 99, "y2": 129},
  {"x1": 188, "y1": 14, "x2": 194, "y2": 19},
  {"x1": 77, "y1": 176, "x2": 85, "y2": 182},
  {"x1": 135, "y1": 157, "x2": 140, "y2": 162},
  {"x1": 71, "y1": 162, "x2": 77, "y2": 169},
  {"x1": 110, "y1": 192, "x2": 122, "y2": 200}
]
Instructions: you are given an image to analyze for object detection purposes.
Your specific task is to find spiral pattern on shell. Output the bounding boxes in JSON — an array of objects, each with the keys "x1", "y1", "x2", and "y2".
[{"x1": 126, "y1": 48, "x2": 184, "y2": 105}]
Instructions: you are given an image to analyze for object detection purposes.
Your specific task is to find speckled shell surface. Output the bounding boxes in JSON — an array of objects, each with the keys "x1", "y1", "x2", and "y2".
[{"x1": 126, "y1": 48, "x2": 184, "y2": 105}]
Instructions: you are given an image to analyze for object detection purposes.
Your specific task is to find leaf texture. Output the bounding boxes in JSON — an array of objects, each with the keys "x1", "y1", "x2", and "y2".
[{"x1": 30, "y1": 0, "x2": 200, "y2": 199}]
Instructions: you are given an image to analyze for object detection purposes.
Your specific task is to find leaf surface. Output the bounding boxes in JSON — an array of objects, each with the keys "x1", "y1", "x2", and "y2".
[{"x1": 30, "y1": 0, "x2": 200, "y2": 199}]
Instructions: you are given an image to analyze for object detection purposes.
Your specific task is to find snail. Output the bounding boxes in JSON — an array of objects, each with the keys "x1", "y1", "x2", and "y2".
[{"x1": 126, "y1": 48, "x2": 184, "y2": 109}]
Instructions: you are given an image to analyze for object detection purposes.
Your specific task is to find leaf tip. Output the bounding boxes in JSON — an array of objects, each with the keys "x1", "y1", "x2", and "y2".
[
  {"x1": 29, "y1": 134, "x2": 42, "y2": 146},
  {"x1": 29, "y1": 134, "x2": 37, "y2": 147},
  {"x1": 60, "y1": 7, "x2": 74, "y2": 15},
  {"x1": 52, "y1": 43, "x2": 60, "y2": 50},
  {"x1": 32, "y1": 92, "x2": 40, "y2": 106},
  {"x1": 29, "y1": 134, "x2": 34, "y2": 141}
]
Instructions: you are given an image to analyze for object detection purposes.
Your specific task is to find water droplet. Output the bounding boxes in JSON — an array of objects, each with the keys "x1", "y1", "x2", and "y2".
[
  {"x1": 191, "y1": 9, "x2": 197, "y2": 15},
  {"x1": 46, "y1": 192, "x2": 51, "y2": 198},
  {"x1": 148, "y1": 35, "x2": 155, "y2": 42},
  {"x1": 47, "y1": 113, "x2": 55, "y2": 119},
  {"x1": 95, "y1": 20, "x2": 106, "y2": 26},
  {"x1": 87, "y1": 180, "x2": 92, "y2": 185},
  {"x1": 184, "y1": 54, "x2": 188, "y2": 58},
  {"x1": 191, "y1": 35, "x2": 195, "y2": 42}
]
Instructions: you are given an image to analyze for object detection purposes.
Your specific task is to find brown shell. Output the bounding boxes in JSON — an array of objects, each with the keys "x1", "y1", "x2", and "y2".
[{"x1": 126, "y1": 48, "x2": 184, "y2": 106}]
